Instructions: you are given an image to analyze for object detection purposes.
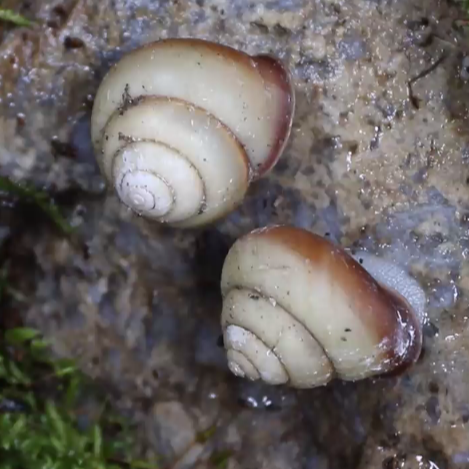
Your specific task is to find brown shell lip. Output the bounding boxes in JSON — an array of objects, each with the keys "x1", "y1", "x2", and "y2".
[
  {"x1": 251, "y1": 54, "x2": 296, "y2": 179},
  {"x1": 375, "y1": 284, "x2": 423, "y2": 378},
  {"x1": 243, "y1": 225, "x2": 423, "y2": 377}
]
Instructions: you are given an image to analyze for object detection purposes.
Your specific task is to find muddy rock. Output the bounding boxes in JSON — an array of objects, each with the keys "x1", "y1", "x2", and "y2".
[
  {"x1": 149, "y1": 401, "x2": 196, "y2": 460},
  {"x1": 1, "y1": 0, "x2": 469, "y2": 468}
]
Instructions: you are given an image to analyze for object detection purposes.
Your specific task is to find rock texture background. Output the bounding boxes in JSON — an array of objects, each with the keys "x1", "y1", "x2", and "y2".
[{"x1": 1, "y1": 0, "x2": 469, "y2": 468}]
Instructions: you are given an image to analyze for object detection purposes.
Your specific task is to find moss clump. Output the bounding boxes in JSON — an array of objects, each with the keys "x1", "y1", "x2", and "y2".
[
  {"x1": 0, "y1": 326, "x2": 157, "y2": 469},
  {"x1": 0, "y1": 9, "x2": 33, "y2": 27},
  {"x1": 0, "y1": 176, "x2": 73, "y2": 236}
]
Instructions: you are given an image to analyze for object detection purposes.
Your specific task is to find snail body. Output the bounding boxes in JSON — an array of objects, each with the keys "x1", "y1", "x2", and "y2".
[
  {"x1": 220, "y1": 226, "x2": 426, "y2": 389},
  {"x1": 91, "y1": 38, "x2": 295, "y2": 227}
]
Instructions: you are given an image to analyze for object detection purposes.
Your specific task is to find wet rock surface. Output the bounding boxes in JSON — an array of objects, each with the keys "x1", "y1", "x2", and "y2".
[{"x1": 1, "y1": 0, "x2": 469, "y2": 467}]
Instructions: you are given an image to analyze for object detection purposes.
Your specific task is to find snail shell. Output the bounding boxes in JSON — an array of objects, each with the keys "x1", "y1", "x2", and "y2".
[
  {"x1": 220, "y1": 225, "x2": 425, "y2": 389},
  {"x1": 90, "y1": 38, "x2": 295, "y2": 228}
]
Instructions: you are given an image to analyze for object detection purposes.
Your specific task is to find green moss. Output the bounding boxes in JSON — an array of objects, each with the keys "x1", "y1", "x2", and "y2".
[
  {"x1": 0, "y1": 176, "x2": 73, "y2": 236},
  {"x1": 0, "y1": 326, "x2": 158, "y2": 469},
  {"x1": 209, "y1": 450, "x2": 233, "y2": 469},
  {"x1": 0, "y1": 9, "x2": 33, "y2": 27}
]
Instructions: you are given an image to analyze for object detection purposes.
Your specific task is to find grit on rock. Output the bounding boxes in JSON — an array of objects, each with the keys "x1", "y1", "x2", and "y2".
[{"x1": 1, "y1": 0, "x2": 469, "y2": 468}]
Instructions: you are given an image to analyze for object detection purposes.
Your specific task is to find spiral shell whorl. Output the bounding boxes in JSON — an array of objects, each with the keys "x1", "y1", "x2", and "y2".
[
  {"x1": 117, "y1": 170, "x2": 174, "y2": 217},
  {"x1": 222, "y1": 288, "x2": 334, "y2": 387},
  {"x1": 111, "y1": 141, "x2": 206, "y2": 221}
]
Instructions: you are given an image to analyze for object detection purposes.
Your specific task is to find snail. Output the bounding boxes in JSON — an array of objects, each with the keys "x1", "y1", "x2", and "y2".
[
  {"x1": 220, "y1": 225, "x2": 426, "y2": 389},
  {"x1": 90, "y1": 38, "x2": 295, "y2": 228}
]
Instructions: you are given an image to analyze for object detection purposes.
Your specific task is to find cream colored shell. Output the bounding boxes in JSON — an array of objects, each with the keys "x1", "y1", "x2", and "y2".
[
  {"x1": 91, "y1": 38, "x2": 295, "y2": 228},
  {"x1": 220, "y1": 226, "x2": 425, "y2": 389}
]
